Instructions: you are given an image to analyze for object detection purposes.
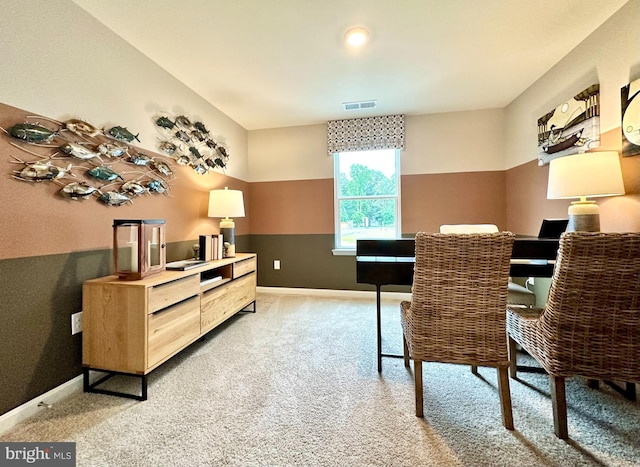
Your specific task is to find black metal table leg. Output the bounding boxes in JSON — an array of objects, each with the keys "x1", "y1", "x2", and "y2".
[
  {"x1": 375, "y1": 285, "x2": 405, "y2": 373},
  {"x1": 376, "y1": 285, "x2": 382, "y2": 373},
  {"x1": 83, "y1": 368, "x2": 148, "y2": 401}
]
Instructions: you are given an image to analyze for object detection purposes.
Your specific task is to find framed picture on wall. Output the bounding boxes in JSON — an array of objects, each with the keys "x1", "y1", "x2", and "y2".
[
  {"x1": 536, "y1": 84, "x2": 601, "y2": 165},
  {"x1": 621, "y1": 78, "x2": 640, "y2": 157}
]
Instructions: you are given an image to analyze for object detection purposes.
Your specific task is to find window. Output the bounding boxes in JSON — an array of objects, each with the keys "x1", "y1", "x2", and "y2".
[{"x1": 333, "y1": 149, "x2": 401, "y2": 250}]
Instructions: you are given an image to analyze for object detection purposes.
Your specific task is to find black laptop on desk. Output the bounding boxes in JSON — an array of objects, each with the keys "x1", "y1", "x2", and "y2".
[
  {"x1": 537, "y1": 219, "x2": 569, "y2": 239},
  {"x1": 509, "y1": 220, "x2": 567, "y2": 276}
]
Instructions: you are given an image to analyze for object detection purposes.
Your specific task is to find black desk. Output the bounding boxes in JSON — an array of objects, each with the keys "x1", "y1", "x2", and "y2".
[{"x1": 356, "y1": 237, "x2": 560, "y2": 372}]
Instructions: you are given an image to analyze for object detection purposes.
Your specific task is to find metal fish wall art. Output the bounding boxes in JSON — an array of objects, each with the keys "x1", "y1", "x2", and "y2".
[
  {"x1": 153, "y1": 112, "x2": 230, "y2": 175},
  {"x1": 2, "y1": 113, "x2": 176, "y2": 206}
]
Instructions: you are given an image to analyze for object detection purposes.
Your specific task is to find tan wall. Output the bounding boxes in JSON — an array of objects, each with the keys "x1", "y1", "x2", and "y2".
[
  {"x1": 0, "y1": 102, "x2": 248, "y2": 260},
  {"x1": 402, "y1": 110, "x2": 506, "y2": 175},
  {"x1": 248, "y1": 125, "x2": 332, "y2": 182},
  {"x1": 249, "y1": 179, "x2": 334, "y2": 234},
  {"x1": 248, "y1": 171, "x2": 506, "y2": 236},
  {"x1": 248, "y1": 110, "x2": 507, "y2": 183},
  {"x1": 506, "y1": 128, "x2": 640, "y2": 236},
  {"x1": 246, "y1": 108, "x2": 509, "y2": 238},
  {"x1": 402, "y1": 171, "x2": 506, "y2": 233}
]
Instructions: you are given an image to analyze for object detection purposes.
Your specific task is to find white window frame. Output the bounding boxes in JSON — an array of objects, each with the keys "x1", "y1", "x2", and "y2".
[{"x1": 332, "y1": 149, "x2": 401, "y2": 255}]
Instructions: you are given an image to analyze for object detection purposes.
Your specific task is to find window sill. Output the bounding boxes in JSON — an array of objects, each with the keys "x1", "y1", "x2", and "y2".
[{"x1": 332, "y1": 248, "x2": 356, "y2": 256}]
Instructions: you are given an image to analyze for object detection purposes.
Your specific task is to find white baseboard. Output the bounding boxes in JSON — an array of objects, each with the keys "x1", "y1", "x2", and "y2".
[
  {"x1": 256, "y1": 286, "x2": 411, "y2": 302},
  {"x1": 0, "y1": 375, "x2": 83, "y2": 435}
]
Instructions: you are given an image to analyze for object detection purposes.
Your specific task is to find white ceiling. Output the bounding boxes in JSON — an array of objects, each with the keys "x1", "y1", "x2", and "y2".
[{"x1": 73, "y1": 0, "x2": 628, "y2": 131}]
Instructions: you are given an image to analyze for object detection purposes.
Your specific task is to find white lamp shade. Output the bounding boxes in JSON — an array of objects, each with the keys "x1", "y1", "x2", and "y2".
[
  {"x1": 208, "y1": 188, "x2": 245, "y2": 218},
  {"x1": 547, "y1": 151, "x2": 625, "y2": 199}
]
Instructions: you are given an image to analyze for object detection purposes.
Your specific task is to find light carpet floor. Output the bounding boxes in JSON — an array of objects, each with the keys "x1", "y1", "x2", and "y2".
[{"x1": 2, "y1": 291, "x2": 639, "y2": 466}]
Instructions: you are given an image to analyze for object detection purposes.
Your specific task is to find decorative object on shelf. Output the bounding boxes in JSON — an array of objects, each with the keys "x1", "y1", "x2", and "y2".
[
  {"x1": 621, "y1": 77, "x2": 640, "y2": 157},
  {"x1": 1, "y1": 112, "x2": 176, "y2": 206},
  {"x1": 537, "y1": 84, "x2": 600, "y2": 165},
  {"x1": 546, "y1": 151, "x2": 625, "y2": 232},
  {"x1": 193, "y1": 243, "x2": 200, "y2": 260},
  {"x1": 198, "y1": 233, "x2": 224, "y2": 261},
  {"x1": 153, "y1": 113, "x2": 230, "y2": 175},
  {"x1": 113, "y1": 219, "x2": 166, "y2": 280},
  {"x1": 208, "y1": 187, "x2": 245, "y2": 257}
]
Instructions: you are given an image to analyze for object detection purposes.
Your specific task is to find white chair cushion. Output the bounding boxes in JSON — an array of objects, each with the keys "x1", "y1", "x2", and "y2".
[{"x1": 439, "y1": 224, "x2": 499, "y2": 233}]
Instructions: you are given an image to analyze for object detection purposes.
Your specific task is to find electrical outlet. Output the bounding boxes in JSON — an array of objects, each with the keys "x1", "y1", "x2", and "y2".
[
  {"x1": 71, "y1": 311, "x2": 83, "y2": 335},
  {"x1": 274, "y1": 260, "x2": 281, "y2": 270}
]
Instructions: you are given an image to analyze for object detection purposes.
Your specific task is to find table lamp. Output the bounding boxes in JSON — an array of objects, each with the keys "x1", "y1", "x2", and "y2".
[
  {"x1": 208, "y1": 187, "x2": 245, "y2": 257},
  {"x1": 546, "y1": 151, "x2": 625, "y2": 232}
]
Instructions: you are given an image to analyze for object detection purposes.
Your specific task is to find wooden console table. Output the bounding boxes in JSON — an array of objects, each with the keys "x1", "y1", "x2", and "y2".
[{"x1": 82, "y1": 253, "x2": 257, "y2": 400}]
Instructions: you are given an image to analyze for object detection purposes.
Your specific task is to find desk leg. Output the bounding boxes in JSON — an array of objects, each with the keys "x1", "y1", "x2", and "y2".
[
  {"x1": 376, "y1": 284, "x2": 382, "y2": 373},
  {"x1": 374, "y1": 284, "x2": 405, "y2": 373}
]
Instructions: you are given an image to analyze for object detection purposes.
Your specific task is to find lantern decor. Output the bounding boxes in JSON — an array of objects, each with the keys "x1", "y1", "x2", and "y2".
[{"x1": 113, "y1": 219, "x2": 166, "y2": 280}]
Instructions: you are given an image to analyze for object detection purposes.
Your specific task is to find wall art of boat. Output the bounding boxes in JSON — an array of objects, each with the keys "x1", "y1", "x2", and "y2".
[
  {"x1": 536, "y1": 84, "x2": 600, "y2": 165},
  {"x1": 542, "y1": 128, "x2": 583, "y2": 154}
]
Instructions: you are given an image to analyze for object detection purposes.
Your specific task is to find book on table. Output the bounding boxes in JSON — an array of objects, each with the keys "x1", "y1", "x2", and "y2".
[
  {"x1": 200, "y1": 275, "x2": 223, "y2": 286},
  {"x1": 166, "y1": 260, "x2": 209, "y2": 271}
]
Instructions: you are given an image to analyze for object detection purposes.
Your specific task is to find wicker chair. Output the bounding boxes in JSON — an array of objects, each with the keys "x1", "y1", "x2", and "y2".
[
  {"x1": 400, "y1": 231, "x2": 515, "y2": 429},
  {"x1": 439, "y1": 224, "x2": 535, "y2": 374},
  {"x1": 439, "y1": 224, "x2": 536, "y2": 307},
  {"x1": 507, "y1": 232, "x2": 640, "y2": 439}
]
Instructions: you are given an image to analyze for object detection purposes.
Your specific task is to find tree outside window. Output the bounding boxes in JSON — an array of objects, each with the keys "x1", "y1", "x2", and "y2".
[{"x1": 334, "y1": 149, "x2": 401, "y2": 249}]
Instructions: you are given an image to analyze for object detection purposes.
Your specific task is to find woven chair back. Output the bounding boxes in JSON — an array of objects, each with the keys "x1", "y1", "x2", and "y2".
[
  {"x1": 539, "y1": 232, "x2": 640, "y2": 379},
  {"x1": 407, "y1": 232, "x2": 515, "y2": 366}
]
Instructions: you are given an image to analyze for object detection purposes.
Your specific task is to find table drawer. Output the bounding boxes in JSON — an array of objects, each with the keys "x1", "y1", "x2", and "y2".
[
  {"x1": 234, "y1": 257, "x2": 256, "y2": 278},
  {"x1": 148, "y1": 274, "x2": 200, "y2": 313},
  {"x1": 148, "y1": 295, "x2": 200, "y2": 369},
  {"x1": 201, "y1": 273, "x2": 256, "y2": 333}
]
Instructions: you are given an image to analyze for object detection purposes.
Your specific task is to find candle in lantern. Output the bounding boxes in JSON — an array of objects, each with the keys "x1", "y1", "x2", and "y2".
[{"x1": 130, "y1": 241, "x2": 138, "y2": 272}]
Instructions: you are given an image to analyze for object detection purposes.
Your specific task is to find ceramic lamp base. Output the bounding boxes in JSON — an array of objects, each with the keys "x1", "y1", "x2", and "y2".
[
  {"x1": 219, "y1": 218, "x2": 236, "y2": 257},
  {"x1": 567, "y1": 201, "x2": 600, "y2": 232}
]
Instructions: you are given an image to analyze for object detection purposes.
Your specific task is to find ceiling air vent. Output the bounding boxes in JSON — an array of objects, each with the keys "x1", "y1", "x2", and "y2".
[{"x1": 343, "y1": 100, "x2": 377, "y2": 111}]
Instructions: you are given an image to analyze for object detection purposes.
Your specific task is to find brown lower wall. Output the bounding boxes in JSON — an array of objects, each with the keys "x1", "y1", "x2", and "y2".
[
  {"x1": 0, "y1": 250, "x2": 110, "y2": 416},
  {"x1": 0, "y1": 237, "x2": 250, "y2": 417}
]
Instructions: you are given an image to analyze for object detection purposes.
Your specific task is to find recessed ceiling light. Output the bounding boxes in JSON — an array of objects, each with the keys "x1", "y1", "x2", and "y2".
[{"x1": 345, "y1": 27, "x2": 369, "y2": 47}]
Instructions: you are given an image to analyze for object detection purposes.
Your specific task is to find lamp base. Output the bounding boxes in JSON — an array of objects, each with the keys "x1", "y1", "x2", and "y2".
[
  {"x1": 567, "y1": 200, "x2": 600, "y2": 232},
  {"x1": 219, "y1": 218, "x2": 236, "y2": 257}
]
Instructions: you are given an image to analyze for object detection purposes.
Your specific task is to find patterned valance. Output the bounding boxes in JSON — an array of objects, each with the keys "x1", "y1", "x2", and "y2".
[{"x1": 327, "y1": 114, "x2": 405, "y2": 154}]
